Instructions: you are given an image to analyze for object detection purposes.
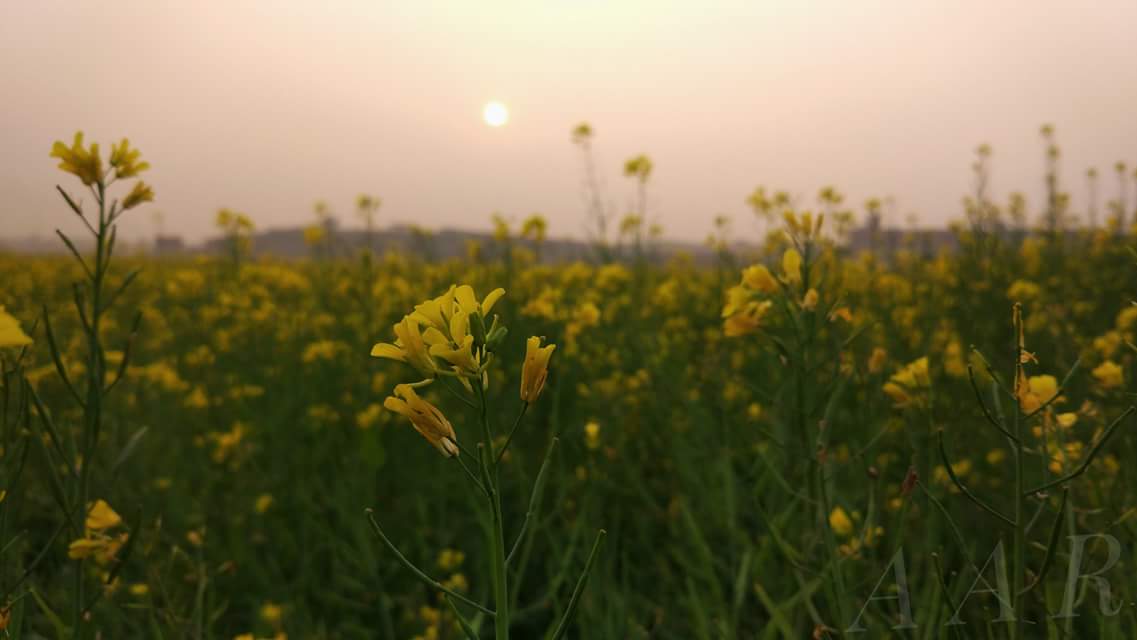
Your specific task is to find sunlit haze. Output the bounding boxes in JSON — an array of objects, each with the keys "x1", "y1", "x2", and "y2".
[{"x1": 3, "y1": 1, "x2": 1136, "y2": 243}]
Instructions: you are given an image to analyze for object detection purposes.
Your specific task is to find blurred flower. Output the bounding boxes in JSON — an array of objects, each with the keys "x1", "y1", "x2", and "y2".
[
  {"x1": 122, "y1": 180, "x2": 155, "y2": 210},
  {"x1": 781, "y1": 248, "x2": 802, "y2": 285},
  {"x1": 1017, "y1": 374, "x2": 1059, "y2": 413},
  {"x1": 50, "y1": 131, "x2": 103, "y2": 185},
  {"x1": 1092, "y1": 360, "x2": 1124, "y2": 389},
  {"x1": 829, "y1": 507, "x2": 854, "y2": 537},
  {"x1": 883, "y1": 357, "x2": 930, "y2": 408},
  {"x1": 86, "y1": 500, "x2": 122, "y2": 531},
  {"x1": 741, "y1": 264, "x2": 778, "y2": 293},
  {"x1": 0, "y1": 307, "x2": 32, "y2": 348},
  {"x1": 108, "y1": 138, "x2": 150, "y2": 178},
  {"x1": 584, "y1": 421, "x2": 601, "y2": 450}
]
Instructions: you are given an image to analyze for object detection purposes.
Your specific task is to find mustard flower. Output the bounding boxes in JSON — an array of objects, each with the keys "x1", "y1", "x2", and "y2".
[
  {"x1": 383, "y1": 384, "x2": 459, "y2": 457},
  {"x1": 520, "y1": 336, "x2": 556, "y2": 403},
  {"x1": 0, "y1": 307, "x2": 32, "y2": 348},
  {"x1": 50, "y1": 132, "x2": 103, "y2": 186},
  {"x1": 1092, "y1": 360, "x2": 1124, "y2": 389}
]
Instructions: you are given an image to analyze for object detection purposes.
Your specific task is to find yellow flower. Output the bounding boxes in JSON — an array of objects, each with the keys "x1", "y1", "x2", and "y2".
[
  {"x1": 829, "y1": 507, "x2": 854, "y2": 537},
  {"x1": 255, "y1": 494, "x2": 274, "y2": 514},
  {"x1": 108, "y1": 138, "x2": 150, "y2": 178},
  {"x1": 129, "y1": 583, "x2": 150, "y2": 597},
  {"x1": 1092, "y1": 360, "x2": 1124, "y2": 389},
  {"x1": 867, "y1": 347, "x2": 887, "y2": 374},
  {"x1": 1056, "y1": 412, "x2": 1078, "y2": 429},
  {"x1": 120, "y1": 180, "x2": 154, "y2": 209},
  {"x1": 0, "y1": 307, "x2": 33, "y2": 348},
  {"x1": 437, "y1": 548, "x2": 465, "y2": 571},
  {"x1": 86, "y1": 500, "x2": 122, "y2": 531},
  {"x1": 741, "y1": 264, "x2": 778, "y2": 293},
  {"x1": 781, "y1": 248, "x2": 802, "y2": 284},
  {"x1": 1017, "y1": 374, "x2": 1059, "y2": 413},
  {"x1": 801, "y1": 288, "x2": 819, "y2": 311},
  {"x1": 384, "y1": 384, "x2": 459, "y2": 457},
  {"x1": 68, "y1": 537, "x2": 109, "y2": 560},
  {"x1": 261, "y1": 602, "x2": 283, "y2": 625},
  {"x1": 584, "y1": 421, "x2": 601, "y2": 449},
  {"x1": 883, "y1": 357, "x2": 930, "y2": 408},
  {"x1": 371, "y1": 316, "x2": 442, "y2": 377},
  {"x1": 303, "y1": 224, "x2": 326, "y2": 246},
  {"x1": 68, "y1": 532, "x2": 126, "y2": 563},
  {"x1": 747, "y1": 402, "x2": 763, "y2": 420},
  {"x1": 50, "y1": 131, "x2": 104, "y2": 185},
  {"x1": 452, "y1": 284, "x2": 506, "y2": 320},
  {"x1": 520, "y1": 336, "x2": 556, "y2": 403},
  {"x1": 723, "y1": 299, "x2": 773, "y2": 337}
]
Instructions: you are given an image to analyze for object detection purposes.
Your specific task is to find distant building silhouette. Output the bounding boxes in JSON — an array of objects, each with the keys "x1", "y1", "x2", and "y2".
[
  {"x1": 154, "y1": 234, "x2": 185, "y2": 255},
  {"x1": 845, "y1": 216, "x2": 958, "y2": 257}
]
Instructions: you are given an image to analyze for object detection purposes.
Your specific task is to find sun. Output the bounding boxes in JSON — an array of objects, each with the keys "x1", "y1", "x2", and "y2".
[{"x1": 483, "y1": 101, "x2": 509, "y2": 127}]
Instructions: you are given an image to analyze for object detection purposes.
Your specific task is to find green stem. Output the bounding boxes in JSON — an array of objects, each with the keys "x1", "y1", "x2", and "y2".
[
  {"x1": 1011, "y1": 359, "x2": 1025, "y2": 639},
  {"x1": 477, "y1": 384, "x2": 510, "y2": 640}
]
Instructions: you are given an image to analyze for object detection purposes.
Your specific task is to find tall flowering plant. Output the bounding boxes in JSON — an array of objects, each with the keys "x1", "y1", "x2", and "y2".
[{"x1": 368, "y1": 285, "x2": 604, "y2": 640}]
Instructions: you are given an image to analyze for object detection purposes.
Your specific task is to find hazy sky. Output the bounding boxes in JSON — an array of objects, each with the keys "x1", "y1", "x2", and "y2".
[{"x1": 3, "y1": 1, "x2": 1136, "y2": 244}]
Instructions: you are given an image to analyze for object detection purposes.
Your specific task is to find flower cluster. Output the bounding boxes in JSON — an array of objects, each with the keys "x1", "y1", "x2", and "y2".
[
  {"x1": 721, "y1": 249, "x2": 803, "y2": 337},
  {"x1": 372, "y1": 285, "x2": 505, "y2": 387},
  {"x1": 882, "y1": 356, "x2": 931, "y2": 408},
  {"x1": 68, "y1": 500, "x2": 127, "y2": 565}
]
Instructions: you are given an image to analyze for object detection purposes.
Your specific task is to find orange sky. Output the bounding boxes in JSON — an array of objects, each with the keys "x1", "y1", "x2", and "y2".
[{"x1": 3, "y1": 1, "x2": 1136, "y2": 243}]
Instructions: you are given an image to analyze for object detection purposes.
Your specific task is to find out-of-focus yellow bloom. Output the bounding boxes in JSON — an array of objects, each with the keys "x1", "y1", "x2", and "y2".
[
  {"x1": 0, "y1": 307, "x2": 32, "y2": 348},
  {"x1": 867, "y1": 347, "x2": 887, "y2": 374},
  {"x1": 584, "y1": 421, "x2": 601, "y2": 449},
  {"x1": 1092, "y1": 360, "x2": 1124, "y2": 389},
  {"x1": 261, "y1": 602, "x2": 283, "y2": 625},
  {"x1": 67, "y1": 539, "x2": 101, "y2": 559},
  {"x1": 437, "y1": 548, "x2": 465, "y2": 571},
  {"x1": 1056, "y1": 412, "x2": 1078, "y2": 429},
  {"x1": 829, "y1": 507, "x2": 854, "y2": 537},
  {"x1": 108, "y1": 138, "x2": 150, "y2": 178},
  {"x1": 623, "y1": 154, "x2": 653, "y2": 182},
  {"x1": 255, "y1": 494, "x2": 274, "y2": 514},
  {"x1": 883, "y1": 357, "x2": 930, "y2": 408},
  {"x1": 520, "y1": 336, "x2": 556, "y2": 403},
  {"x1": 355, "y1": 403, "x2": 383, "y2": 430},
  {"x1": 723, "y1": 297, "x2": 773, "y2": 337},
  {"x1": 384, "y1": 384, "x2": 458, "y2": 457},
  {"x1": 50, "y1": 132, "x2": 104, "y2": 185},
  {"x1": 303, "y1": 225, "x2": 326, "y2": 246},
  {"x1": 801, "y1": 288, "x2": 819, "y2": 311},
  {"x1": 129, "y1": 583, "x2": 149, "y2": 597},
  {"x1": 68, "y1": 535, "x2": 123, "y2": 561},
  {"x1": 741, "y1": 264, "x2": 778, "y2": 293},
  {"x1": 121, "y1": 180, "x2": 154, "y2": 210},
  {"x1": 747, "y1": 402, "x2": 763, "y2": 421},
  {"x1": 86, "y1": 500, "x2": 122, "y2": 531},
  {"x1": 781, "y1": 248, "x2": 802, "y2": 284},
  {"x1": 1017, "y1": 374, "x2": 1059, "y2": 413}
]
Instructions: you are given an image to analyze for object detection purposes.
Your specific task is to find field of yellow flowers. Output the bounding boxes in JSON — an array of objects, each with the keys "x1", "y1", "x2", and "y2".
[{"x1": 1, "y1": 134, "x2": 1136, "y2": 639}]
